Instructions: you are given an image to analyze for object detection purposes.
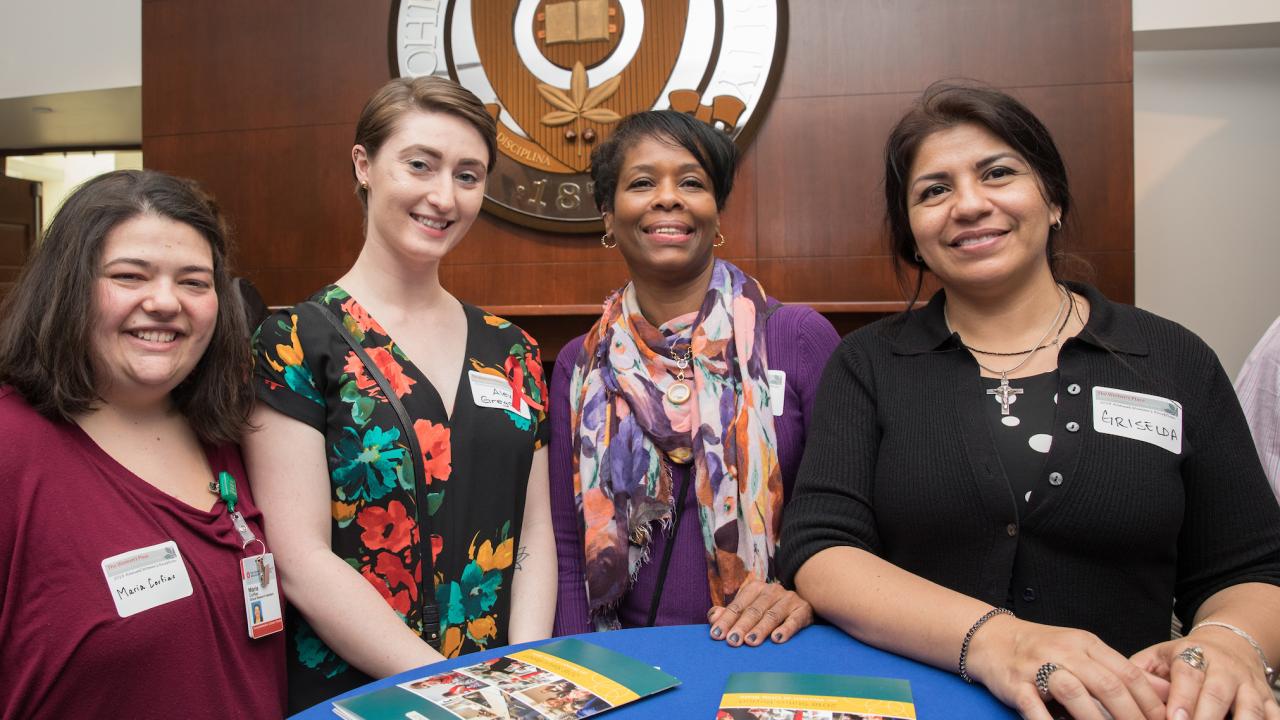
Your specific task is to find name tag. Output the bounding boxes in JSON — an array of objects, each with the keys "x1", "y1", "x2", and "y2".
[
  {"x1": 767, "y1": 369, "x2": 786, "y2": 417},
  {"x1": 468, "y1": 370, "x2": 529, "y2": 418},
  {"x1": 1092, "y1": 386, "x2": 1182, "y2": 455},
  {"x1": 101, "y1": 541, "x2": 194, "y2": 618},
  {"x1": 242, "y1": 553, "x2": 284, "y2": 639}
]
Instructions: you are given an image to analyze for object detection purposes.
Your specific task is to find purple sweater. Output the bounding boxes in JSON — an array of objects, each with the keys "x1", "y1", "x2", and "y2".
[{"x1": 549, "y1": 303, "x2": 841, "y2": 634}]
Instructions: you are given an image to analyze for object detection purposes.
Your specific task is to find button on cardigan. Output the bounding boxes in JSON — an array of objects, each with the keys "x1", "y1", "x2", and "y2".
[{"x1": 780, "y1": 282, "x2": 1280, "y2": 657}]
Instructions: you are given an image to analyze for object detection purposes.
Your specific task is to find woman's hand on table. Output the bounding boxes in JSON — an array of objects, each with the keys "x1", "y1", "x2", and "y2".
[
  {"x1": 707, "y1": 578, "x2": 813, "y2": 647},
  {"x1": 1131, "y1": 627, "x2": 1280, "y2": 720},
  {"x1": 968, "y1": 615, "x2": 1166, "y2": 720}
]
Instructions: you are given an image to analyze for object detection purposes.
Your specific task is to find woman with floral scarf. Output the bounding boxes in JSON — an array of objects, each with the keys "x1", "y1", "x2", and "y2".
[{"x1": 548, "y1": 111, "x2": 840, "y2": 646}]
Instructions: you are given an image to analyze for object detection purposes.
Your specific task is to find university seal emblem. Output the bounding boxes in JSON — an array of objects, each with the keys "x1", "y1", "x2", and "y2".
[{"x1": 393, "y1": 0, "x2": 787, "y2": 232}]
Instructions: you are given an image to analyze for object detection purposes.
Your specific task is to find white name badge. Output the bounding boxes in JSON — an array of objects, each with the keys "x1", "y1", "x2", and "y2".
[
  {"x1": 101, "y1": 540, "x2": 194, "y2": 618},
  {"x1": 1092, "y1": 386, "x2": 1183, "y2": 455},
  {"x1": 242, "y1": 553, "x2": 284, "y2": 639},
  {"x1": 468, "y1": 370, "x2": 530, "y2": 418},
  {"x1": 767, "y1": 369, "x2": 787, "y2": 417}
]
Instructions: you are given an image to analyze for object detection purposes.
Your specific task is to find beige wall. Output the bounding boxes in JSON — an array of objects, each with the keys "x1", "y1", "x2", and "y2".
[{"x1": 1134, "y1": 46, "x2": 1280, "y2": 377}]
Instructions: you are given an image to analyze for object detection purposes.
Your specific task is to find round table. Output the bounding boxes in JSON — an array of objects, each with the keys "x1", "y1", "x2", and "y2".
[{"x1": 290, "y1": 623, "x2": 1016, "y2": 718}]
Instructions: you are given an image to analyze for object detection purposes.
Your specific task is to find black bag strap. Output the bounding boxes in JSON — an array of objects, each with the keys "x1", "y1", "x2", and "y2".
[{"x1": 301, "y1": 301, "x2": 441, "y2": 650}]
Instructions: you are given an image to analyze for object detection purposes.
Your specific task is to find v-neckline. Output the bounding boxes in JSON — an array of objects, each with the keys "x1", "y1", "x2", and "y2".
[{"x1": 332, "y1": 285, "x2": 474, "y2": 426}]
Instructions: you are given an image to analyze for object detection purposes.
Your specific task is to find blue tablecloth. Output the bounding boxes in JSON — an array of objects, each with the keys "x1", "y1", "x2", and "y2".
[{"x1": 291, "y1": 623, "x2": 1017, "y2": 718}]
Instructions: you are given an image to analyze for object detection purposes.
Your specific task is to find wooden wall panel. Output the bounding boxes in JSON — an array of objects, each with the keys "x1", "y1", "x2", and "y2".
[{"x1": 143, "y1": 0, "x2": 1134, "y2": 358}]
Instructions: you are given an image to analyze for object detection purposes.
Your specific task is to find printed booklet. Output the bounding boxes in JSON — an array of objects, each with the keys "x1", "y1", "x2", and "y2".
[
  {"x1": 715, "y1": 672, "x2": 916, "y2": 720},
  {"x1": 332, "y1": 638, "x2": 680, "y2": 720}
]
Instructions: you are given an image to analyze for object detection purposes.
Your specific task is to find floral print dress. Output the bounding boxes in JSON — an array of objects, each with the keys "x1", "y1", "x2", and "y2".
[{"x1": 251, "y1": 285, "x2": 547, "y2": 712}]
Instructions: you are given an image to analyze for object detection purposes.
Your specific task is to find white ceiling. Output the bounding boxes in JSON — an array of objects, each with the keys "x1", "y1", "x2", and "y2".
[{"x1": 0, "y1": 86, "x2": 140, "y2": 151}]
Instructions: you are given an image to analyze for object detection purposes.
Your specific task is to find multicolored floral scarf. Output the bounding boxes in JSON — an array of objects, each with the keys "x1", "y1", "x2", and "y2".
[{"x1": 570, "y1": 259, "x2": 783, "y2": 629}]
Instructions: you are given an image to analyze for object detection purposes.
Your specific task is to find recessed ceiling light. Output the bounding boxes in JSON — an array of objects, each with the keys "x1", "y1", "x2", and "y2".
[{"x1": 31, "y1": 106, "x2": 54, "y2": 114}]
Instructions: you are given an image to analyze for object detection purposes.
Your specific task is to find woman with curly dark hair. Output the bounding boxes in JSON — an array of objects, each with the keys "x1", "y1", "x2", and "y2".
[{"x1": 0, "y1": 169, "x2": 284, "y2": 718}]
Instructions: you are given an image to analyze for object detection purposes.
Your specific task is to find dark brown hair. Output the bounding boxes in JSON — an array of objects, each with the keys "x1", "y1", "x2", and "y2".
[
  {"x1": 589, "y1": 109, "x2": 738, "y2": 213},
  {"x1": 352, "y1": 76, "x2": 498, "y2": 211},
  {"x1": 884, "y1": 81, "x2": 1073, "y2": 302},
  {"x1": 0, "y1": 169, "x2": 253, "y2": 445}
]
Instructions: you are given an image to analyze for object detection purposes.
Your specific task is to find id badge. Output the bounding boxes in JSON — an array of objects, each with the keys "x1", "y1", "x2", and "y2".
[{"x1": 241, "y1": 553, "x2": 283, "y2": 639}]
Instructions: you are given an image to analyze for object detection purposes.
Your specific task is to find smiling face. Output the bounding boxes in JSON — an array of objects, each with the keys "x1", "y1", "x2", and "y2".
[
  {"x1": 353, "y1": 109, "x2": 489, "y2": 264},
  {"x1": 907, "y1": 122, "x2": 1061, "y2": 294},
  {"x1": 604, "y1": 135, "x2": 720, "y2": 284},
  {"x1": 90, "y1": 213, "x2": 219, "y2": 407}
]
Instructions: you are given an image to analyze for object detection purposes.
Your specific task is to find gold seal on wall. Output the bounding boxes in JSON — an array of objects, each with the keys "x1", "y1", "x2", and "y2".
[{"x1": 392, "y1": 0, "x2": 787, "y2": 233}]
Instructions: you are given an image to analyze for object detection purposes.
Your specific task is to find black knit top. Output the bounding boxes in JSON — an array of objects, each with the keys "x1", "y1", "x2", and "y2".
[{"x1": 779, "y1": 283, "x2": 1280, "y2": 656}]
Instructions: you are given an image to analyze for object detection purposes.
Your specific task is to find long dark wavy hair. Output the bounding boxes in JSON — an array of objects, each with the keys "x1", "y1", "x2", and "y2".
[{"x1": 0, "y1": 169, "x2": 253, "y2": 445}]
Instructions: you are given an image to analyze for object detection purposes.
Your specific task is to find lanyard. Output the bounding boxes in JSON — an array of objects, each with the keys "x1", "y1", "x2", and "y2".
[{"x1": 210, "y1": 471, "x2": 268, "y2": 587}]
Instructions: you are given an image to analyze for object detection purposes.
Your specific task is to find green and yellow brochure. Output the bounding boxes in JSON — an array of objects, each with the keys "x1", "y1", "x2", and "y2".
[
  {"x1": 332, "y1": 638, "x2": 680, "y2": 719},
  {"x1": 716, "y1": 672, "x2": 916, "y2": 720}
]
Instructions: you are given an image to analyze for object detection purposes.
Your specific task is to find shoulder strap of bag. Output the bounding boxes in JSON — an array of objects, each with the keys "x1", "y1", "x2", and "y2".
[{"x1": 301, "y1": 301, "x2": 442, "y2": 650}]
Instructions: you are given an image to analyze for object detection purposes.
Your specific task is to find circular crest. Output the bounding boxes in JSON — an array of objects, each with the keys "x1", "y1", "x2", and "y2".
[{"x1": 392, "y1": 0, "x2": 787, "y2": 232}]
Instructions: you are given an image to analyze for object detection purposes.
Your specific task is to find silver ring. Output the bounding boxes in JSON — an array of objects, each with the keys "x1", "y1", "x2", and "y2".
[
  {"x1": 1035, "y1": 662, "x2": 1059, "y2": 697},
  {"x1": 1177, "y1": 645, "x2": 1209, "y2": 672}
]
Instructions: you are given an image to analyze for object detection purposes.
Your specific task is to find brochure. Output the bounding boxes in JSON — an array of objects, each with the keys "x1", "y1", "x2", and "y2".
[
  {"x1": 333, "y1": 638, "x2": 680, "y2": 720},
  {"x1": 715, "y1": 672, "x2": 916, "y2": 720}
]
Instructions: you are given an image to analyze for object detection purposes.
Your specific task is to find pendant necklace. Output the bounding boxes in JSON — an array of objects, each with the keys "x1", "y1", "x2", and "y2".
[
  {"x1": 665, "y1": 344, "x2": 693, "y2": 405},
  {"x1": 945, "y1": 284, "x2": 1069, "y2": 416}
]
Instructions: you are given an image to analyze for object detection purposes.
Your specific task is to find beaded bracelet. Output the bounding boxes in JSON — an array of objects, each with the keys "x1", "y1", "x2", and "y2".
[
  {"x1": 959, "y1": 608, "x2": 1015, "y2": 683},
  {"x1": 1190, "y1": 621, "x2": 1277, "y2": 687}
]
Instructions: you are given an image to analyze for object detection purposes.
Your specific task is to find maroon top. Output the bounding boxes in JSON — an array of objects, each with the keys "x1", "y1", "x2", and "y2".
[
  {"x1": 0, "y1": 388, "x2": 287, "y2": 720},
  {"x1": 549, "y1": 303, "x2": 840, "y2": 634}
]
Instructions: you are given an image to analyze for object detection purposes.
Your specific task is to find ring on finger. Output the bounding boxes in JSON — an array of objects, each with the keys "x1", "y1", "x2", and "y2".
[
  {"x1": 1176, "y1": 646, "x2": 1209, "y2": 672},
  {"x1": 1034, "y1": 662, "x2": 1059, "y2": 698}
]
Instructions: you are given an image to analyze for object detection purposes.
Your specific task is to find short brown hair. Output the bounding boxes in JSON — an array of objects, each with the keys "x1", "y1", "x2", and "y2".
[
  {"x1": 0, "y1": 170, "x2": 253, "y2": 445},
  {"x1": 352, "y1": 76, "x2": 498, "y2": 211}
]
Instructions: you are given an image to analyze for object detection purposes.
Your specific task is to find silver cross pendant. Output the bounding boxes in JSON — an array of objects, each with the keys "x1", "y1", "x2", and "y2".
[{"x1": 987, "y1": 375, "x2": 1023, "y2": 416}]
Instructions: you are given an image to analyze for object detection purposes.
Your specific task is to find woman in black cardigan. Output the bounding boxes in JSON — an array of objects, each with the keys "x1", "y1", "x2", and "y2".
[{"x1": 780, "y1": 83, "x2": 1280, "y2": 720}]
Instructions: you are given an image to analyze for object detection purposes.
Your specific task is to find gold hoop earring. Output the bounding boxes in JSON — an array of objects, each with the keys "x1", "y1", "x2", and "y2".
[
  {"x1": 714, "y1": 231, "x2": 726, "y2": 248},
  {"x1": 1051, "y1": 219, "x2": 1062, "y2": 231},
  {"x1": 360, "y1": 181, "x2": 369, "y2": 191},
  {"x1": 600, "y1": 232, "x2": 616, "y2": 249}
]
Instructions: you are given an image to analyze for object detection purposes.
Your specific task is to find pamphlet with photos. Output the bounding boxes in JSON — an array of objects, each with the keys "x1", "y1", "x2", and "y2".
[
  {"x1": 715, "y1": 672, "x2": 916, "y2": 720},
  {"x1": 332, "y1": 638, "x2": 680, "y2": 719}
]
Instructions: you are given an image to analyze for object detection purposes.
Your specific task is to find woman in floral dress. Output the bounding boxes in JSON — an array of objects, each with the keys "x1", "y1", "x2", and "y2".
[{"x1": 246, "y1": 77, "x2": 555, "y2": 713}]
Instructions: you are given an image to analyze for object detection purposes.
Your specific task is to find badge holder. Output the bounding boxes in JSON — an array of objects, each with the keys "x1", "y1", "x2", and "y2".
[{"x1": 211, "y1": 471, "x2": 283, "y2": 639}]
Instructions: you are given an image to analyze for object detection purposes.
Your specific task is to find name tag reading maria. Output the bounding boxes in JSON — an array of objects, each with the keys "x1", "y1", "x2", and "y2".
[
  {"x1": 468, "y1": 370, "x2": 530, "y2": 418},
  {"x1": 1092, "y1": 386, "x2": 1183, "y2": 455},
  {"x1": 101, "y1": 540, "x2": 194, "y2": 618}
]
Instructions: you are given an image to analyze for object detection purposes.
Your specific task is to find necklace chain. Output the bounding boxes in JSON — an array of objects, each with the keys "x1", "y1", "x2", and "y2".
[{"x1": 944, "y1": 284, "x2": 1070, "y2": 379}]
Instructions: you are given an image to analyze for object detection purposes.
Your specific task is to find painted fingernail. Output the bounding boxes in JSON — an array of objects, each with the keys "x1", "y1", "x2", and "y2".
[
  {"x1": 711, "y1": 627, "x2": 722, "y2": 639},
  {"x1": 747, "y1": 633, "x2": 757, "y2": 644},
  {"x1": 772, "y1": 632, "x2": 784, "y2": 642},
  {"x1": 706, "y1": 607, "x2": 717, "y2": 620},
  {"x1": 729, "y1": 633, "x2": 740, "y2": 645}
]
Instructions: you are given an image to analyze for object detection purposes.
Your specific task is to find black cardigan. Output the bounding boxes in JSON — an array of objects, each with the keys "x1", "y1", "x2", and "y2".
[{"x1": 779, "y1": 283, "x2": 1280, "y2": 656}]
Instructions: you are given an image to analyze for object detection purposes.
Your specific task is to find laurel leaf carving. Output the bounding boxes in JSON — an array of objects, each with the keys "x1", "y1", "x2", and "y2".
[
  {"x1": 581, "y1": 108, "x2": 622, "y2": 124},
  {"x1": 540, "y1": 111, "x2": 577, "y2": 127},
  {"x1": 536, "y1": 84, "x2": 577, "y2": 113},
  {"x1": 582, "y1": 75, "x2": 621, "y2": 111},
  {"x1": 570, "y1": 62, "x2": 588, "y2": 107}
]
